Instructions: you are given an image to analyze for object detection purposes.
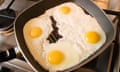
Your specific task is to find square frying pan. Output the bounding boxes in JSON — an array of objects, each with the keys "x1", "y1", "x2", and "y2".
[{"x1": 13, "y1": 0, "x2": 115, "y2": 72}]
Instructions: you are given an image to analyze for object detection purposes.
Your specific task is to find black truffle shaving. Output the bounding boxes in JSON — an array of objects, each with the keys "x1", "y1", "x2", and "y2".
[{"x1": 47, "y1": 16, "x2": 62, "y2": 43}]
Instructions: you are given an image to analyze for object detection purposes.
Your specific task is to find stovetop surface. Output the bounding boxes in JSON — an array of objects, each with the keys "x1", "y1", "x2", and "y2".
[{"x1": 0, "y1": 0, "x2": 120, "y2": 72}]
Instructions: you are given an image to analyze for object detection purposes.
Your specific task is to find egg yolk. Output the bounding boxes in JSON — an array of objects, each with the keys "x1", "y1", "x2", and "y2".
[
  {"x1": 48, "y1": 50, "x2": 64, "y2": 65},
  {"x1": 30, "y1": 27, "x2": 42, "y2": 38},
  {"x1": 59, "y1": 6, "x2": 71, "y2": 14},
  {"x1": 85, "y1": 31, "x2": 101, "y2": 44}
]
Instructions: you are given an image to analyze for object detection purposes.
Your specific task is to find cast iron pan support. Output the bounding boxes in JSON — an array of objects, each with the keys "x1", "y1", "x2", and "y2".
[
  {"x1": 0, "y1": 48, "x2": 16, "y2": 62},
  {"x1": 110, "y1": 12, "x2": 120, "y2": 72},
  {"x1": 104, "y1": 9, "x2": 120, "y2": 72},
  {"x1": 0, "y1": 0, "x2": 15, "y2": 29},
  {"x1": 0, "y1": 0, "x2": 16, "y2": 62}
]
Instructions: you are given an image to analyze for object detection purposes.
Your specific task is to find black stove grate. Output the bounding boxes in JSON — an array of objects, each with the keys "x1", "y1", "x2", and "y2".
[{"x1": 0, "y1": 0, "x2": 15, "y2": 32}]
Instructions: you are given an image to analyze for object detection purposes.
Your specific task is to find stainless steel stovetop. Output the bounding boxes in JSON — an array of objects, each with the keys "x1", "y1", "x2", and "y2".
[
  {"x1": 0, "y1": 0, "x2": 36, "y2": 72},
  {"x1": 0, "y1": 0, "x2": 119, "y2": 72}
]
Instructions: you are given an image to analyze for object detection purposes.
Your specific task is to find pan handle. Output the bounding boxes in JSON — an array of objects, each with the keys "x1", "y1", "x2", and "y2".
[{"x1": 0, "y1": 47, "x2": 20, "y2": 62}]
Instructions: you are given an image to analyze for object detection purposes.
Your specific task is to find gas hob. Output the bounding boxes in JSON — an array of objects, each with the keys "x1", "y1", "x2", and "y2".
[{"x1": 0, "y1": 0, "x2": 120, "y2": 72}]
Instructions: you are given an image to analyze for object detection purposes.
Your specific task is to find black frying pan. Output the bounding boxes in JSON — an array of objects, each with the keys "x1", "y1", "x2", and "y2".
[{"x1": 0, "y1": 0, "x2": 115, "y2": 72}]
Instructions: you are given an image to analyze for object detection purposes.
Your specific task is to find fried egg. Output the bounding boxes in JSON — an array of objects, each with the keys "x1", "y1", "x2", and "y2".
[
  {"x1": 23, "y1": 14, "x2": 52, "y2": 41},
  {"x1": 52, "y1": 2, "x2": 86, "y2": 28},
  {"x1": 43, "y1": 41, "x2": 82, "y2": 71},
  {"x1": 23, "y1": 14, "x2": 53, "y2": 69}
]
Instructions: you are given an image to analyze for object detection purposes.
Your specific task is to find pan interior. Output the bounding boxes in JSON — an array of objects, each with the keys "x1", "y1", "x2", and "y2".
[{"x1": 14, "y1": 0, "x2": 115, "y2": 72}]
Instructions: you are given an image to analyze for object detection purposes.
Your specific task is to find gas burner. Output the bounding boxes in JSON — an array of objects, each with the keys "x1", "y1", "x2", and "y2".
[
  {"x1": 0, "y1": 0, "x2": 15, "y2": 36},
  {"x1": 0, "y1": 9, "x2": 15, "y2": 36}
]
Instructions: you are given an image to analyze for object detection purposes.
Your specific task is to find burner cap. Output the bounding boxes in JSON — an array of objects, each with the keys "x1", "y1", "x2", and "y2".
[{"x1": 0, "y1": 9, "x2": 16, "y2": 32}]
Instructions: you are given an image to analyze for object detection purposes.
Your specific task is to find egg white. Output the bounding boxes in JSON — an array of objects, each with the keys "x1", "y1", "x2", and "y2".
[
  {"x1": 43, "y1": 41, "x2": 82, "y2": 71},
  {"x1": 52, "y1": 2, "x2": 86, "y2": 30}
]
